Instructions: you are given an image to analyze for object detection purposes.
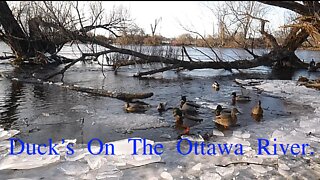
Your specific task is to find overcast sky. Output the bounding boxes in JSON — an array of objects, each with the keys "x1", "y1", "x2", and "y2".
[
  {"x1": 8, "y1": 1, "x2": 292, "y2": 38},
  {"x1": 101, "y1": 1, "x2": 291, "y2": 38}
]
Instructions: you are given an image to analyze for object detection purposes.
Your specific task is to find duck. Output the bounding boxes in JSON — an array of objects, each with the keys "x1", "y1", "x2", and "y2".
[
  {"x1": 174, "y1": 107, "x2": 203, "y2": 122},
  {"x1": 214, "y1": 106, "x2": 241, "y2": 128},
  {"x1": 124, "y1": 102, "x2": 149, "y2": 113},
  {"x1": 180, "y1": 96, "x2": 200, "y2": 115},
  {"x1": 214, "y1": 105, "x2": 233, "y2": 115},
  {"x1": 173, "y1": 108, "x2": 190, "y2": 135},
  {"x1": 157, "y1": 102, "x2": 166, "y2": 112},
  {"x1": 173, "y1": 108, "x2": 183, "y2": 121},
  {"x1": 251, "y1": 100, "x2": 263, "y2": 116},
  {"x1": 181, "y1": 96, "x2": 201, "y2": 108},
  {"x1": 212, "y1": 81, "x2": 220, "y2": 90},
  {"x1": 231, "y1": 92, "x2": 251, "y2": 103}
]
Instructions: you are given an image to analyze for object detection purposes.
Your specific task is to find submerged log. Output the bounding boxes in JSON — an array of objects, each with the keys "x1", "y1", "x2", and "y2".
[
  {"x1": 67, "y1": 85, "x2": 154, "y2": 101},
  {"x1": 1, "y1": 72, "x2": 154, "y2": 101}
]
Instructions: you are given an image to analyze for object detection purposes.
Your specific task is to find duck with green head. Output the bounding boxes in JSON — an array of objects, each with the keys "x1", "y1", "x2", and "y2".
[
  {"x1": 232, "y1": 92, "x2": 251, "y2": 102},
  {"x1": 157, "y1": 102, "x2": 166, "y2": 112},
  {"x1": 180, "y1": 95, "x2": 200, "y2": 115},
  {"x1": 173, "y1": 108, "x2": 190, "y2": 135}
]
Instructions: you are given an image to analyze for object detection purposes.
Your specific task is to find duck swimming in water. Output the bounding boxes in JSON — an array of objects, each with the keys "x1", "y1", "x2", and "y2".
[
  {"x1": 214, "y1": 105, "x2": 234, "y2": 115},
  {"x1": 173, "y1": 108, "x2": 190, "y2": 135},
  {"x1": 180, "y1": 96, "x2": 200, "y2": 115},
  {"x1": 214, "y1": 105, "x2": 240, "y2": 128},
  {"x1": 124, "y1": 102, "x2": 149, "y2": 113},
  {"x1": 212, "y1": 81, "x2": 220, "y2": 91},
  {"x1": 157, "y1": 102, "x2": 166, "y2": 112},
  {"x1": 232, "y1": 92, "x2": 251, "y2": 102},
  {"x1": 251, "y1": 100, "x2": 263, "y2": 116}
]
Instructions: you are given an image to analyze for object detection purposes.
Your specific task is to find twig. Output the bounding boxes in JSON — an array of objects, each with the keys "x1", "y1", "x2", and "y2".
[
  {"x1": 45, "y1": 56, "x2": 84, "y2": 80},
  {"x1": 215, "y1": 161, "x2": 278, "y2": 168},
  {"x1": 119, "y1": 161, "x2": 166, "y2": 171},
  {"x1": 182, "y1": 46, "x2": 194, "y2": 62},
  {"x1": 0, "y1": 55, "x2": 15, "y2": 60}
]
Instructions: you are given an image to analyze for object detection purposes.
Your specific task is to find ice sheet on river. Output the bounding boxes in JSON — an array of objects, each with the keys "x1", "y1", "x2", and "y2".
[
  {"x1": 1, "y1": 79, "x2": 320, "y2": 179},
  {"x1": 0, "y1": 132, "x2": 161, "y2": 179}
]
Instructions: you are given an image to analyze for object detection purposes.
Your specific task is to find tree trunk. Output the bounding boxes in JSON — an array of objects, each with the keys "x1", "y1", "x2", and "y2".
[
  {"x1": 0, "y1": 1, "x2": 30, "y2": 59},
  {"x1": 0, "y1": 2, "x2": 56, "y2": 62}
]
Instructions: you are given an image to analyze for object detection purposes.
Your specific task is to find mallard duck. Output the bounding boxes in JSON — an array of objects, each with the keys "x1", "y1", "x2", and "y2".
[
  {"x1": 173, "y1": 108, "x2": 190, "y2": 135},
  {"x1": 212, "y1": 81, "x2": 220, "y2": 89},
  {"x1": 232, "y1": 92, "x2": 251, "y2": 102},
  {"x1": 157, "y1": 102, "x2": 166, "y2": 112},
  {"x1": 251, "y1": 100, "x2": 263, "y2": 116},
  {"x1": 180, "y1": 100, "x2": 198, "y2": 115},
  {"x1": 180, "y1": 96, "x2": 200, "y2": 115},
  {"x1": 173, "y1": 108, "x2": 183, "y2": 120},
  {"x1": 251, "y1": 113, "x2": 263, "y2": 122},
  {"x1": 173, "y1": 107, "x2": 202, "y2": 122},
  {"x1": 181, "y1": 96, "x2": 201, "y2": 108},
  {"x1": 215, "y1": 105, "x2": 223, "y2": 115},
  {"x1": 214, "y1": 107, "x2": 240, "y2": 128},
  {"x1": 214, "y1": 105, "x2": 233, "y2": 116},
  {"x1": 124, "y1": 102, "x2": 149, "y2": 113},
  {"x1": 184, "y1": 113, "x2": 203, "y2": 122}
]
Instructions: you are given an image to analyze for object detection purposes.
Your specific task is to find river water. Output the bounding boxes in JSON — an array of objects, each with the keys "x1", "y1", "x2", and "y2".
[
  {"x1": 0, "y1": 41, "x2": 320, "y2": 179},
  {"x1": 1, "y1": 42, "x2": 320, "y2": 144}
]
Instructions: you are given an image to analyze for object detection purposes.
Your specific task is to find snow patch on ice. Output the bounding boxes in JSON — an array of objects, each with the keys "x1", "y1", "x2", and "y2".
[
  {"x1": 200, "y1": 172, "x2": 221, "y2": 180},
  {"x1": 160, "y1": 171, "x2": 173, "y2": 180}
]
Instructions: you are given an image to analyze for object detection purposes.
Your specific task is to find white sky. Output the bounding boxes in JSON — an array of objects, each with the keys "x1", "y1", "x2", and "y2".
[
  {"x1": 7, "y1": 1, "x2": 292, "y2": 38},
  {"x1": 101, "y1": 1, "x2": 292, "y2": 38}
]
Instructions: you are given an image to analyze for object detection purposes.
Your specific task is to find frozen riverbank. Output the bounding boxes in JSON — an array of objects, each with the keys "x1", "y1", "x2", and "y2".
[{"x1": 0, "y1": 79, "x2": 319, "y2": 179}]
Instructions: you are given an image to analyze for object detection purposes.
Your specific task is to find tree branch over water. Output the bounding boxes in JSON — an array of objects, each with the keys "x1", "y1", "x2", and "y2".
[{"x1": 0, "y1": 1, "x2": 318, "y2": 80}]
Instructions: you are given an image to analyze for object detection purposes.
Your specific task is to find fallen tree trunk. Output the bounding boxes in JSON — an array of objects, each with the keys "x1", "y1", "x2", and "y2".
[
  {"x1": 67, "y1": 85, "x2": 154, "y2": 101},
  {"x1": 44, "y1": 37, "x2": 309, "y2": 79},
  {"x1": 1, "y1": 73, "x2": 154, "y2": 101}
]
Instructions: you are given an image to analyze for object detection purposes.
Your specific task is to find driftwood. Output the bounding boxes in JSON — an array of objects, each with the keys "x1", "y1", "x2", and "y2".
[
  {"x1": 67, "y1": 85, "x2": 154, "y2": 101},
  {"x1": 2, "y1": 73, "x2": 154, "y2": 101}
]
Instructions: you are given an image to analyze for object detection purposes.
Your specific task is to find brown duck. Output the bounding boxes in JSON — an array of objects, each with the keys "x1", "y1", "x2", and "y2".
[
  {"x1": 251, "y1": 100, "x2": 263, "y2": 116},
  {"x1": 214, "y1": 105, "x2": 240, "y2": 128}
]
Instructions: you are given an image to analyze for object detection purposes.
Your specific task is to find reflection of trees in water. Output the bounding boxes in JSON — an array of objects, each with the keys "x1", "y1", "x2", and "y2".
[
  {"x1": 33, "y1": 84, "x2": 47, "y2": 101},
  {"x1": 270, "y1": 68, "x2": 295, "y2": 80},
  {"x1": 0, "y1": 81, "x2": 24, "y2": 128}
]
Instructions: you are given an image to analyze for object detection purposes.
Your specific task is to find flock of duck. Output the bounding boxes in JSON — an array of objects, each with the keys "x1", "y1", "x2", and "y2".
[{"x1": 124, "y1": 81, "x2": 263, "y2": 135}]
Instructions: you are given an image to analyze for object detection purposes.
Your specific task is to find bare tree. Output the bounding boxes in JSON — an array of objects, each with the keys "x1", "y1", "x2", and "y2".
[
  {"x1": 150, "y1": 17, "x2": 162, "y2": 36},
  {"x1": 0, "y1": 1, "x2": 319, "y2": 80}
]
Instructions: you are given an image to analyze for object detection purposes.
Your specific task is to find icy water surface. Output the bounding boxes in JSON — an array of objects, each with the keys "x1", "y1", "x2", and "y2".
[
  {"x1": 1, "y1": 42, "x2": 320, "y2": 179},
  {"x1": 0, "y1": 63, "x2": 293, "y2": 145}
]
